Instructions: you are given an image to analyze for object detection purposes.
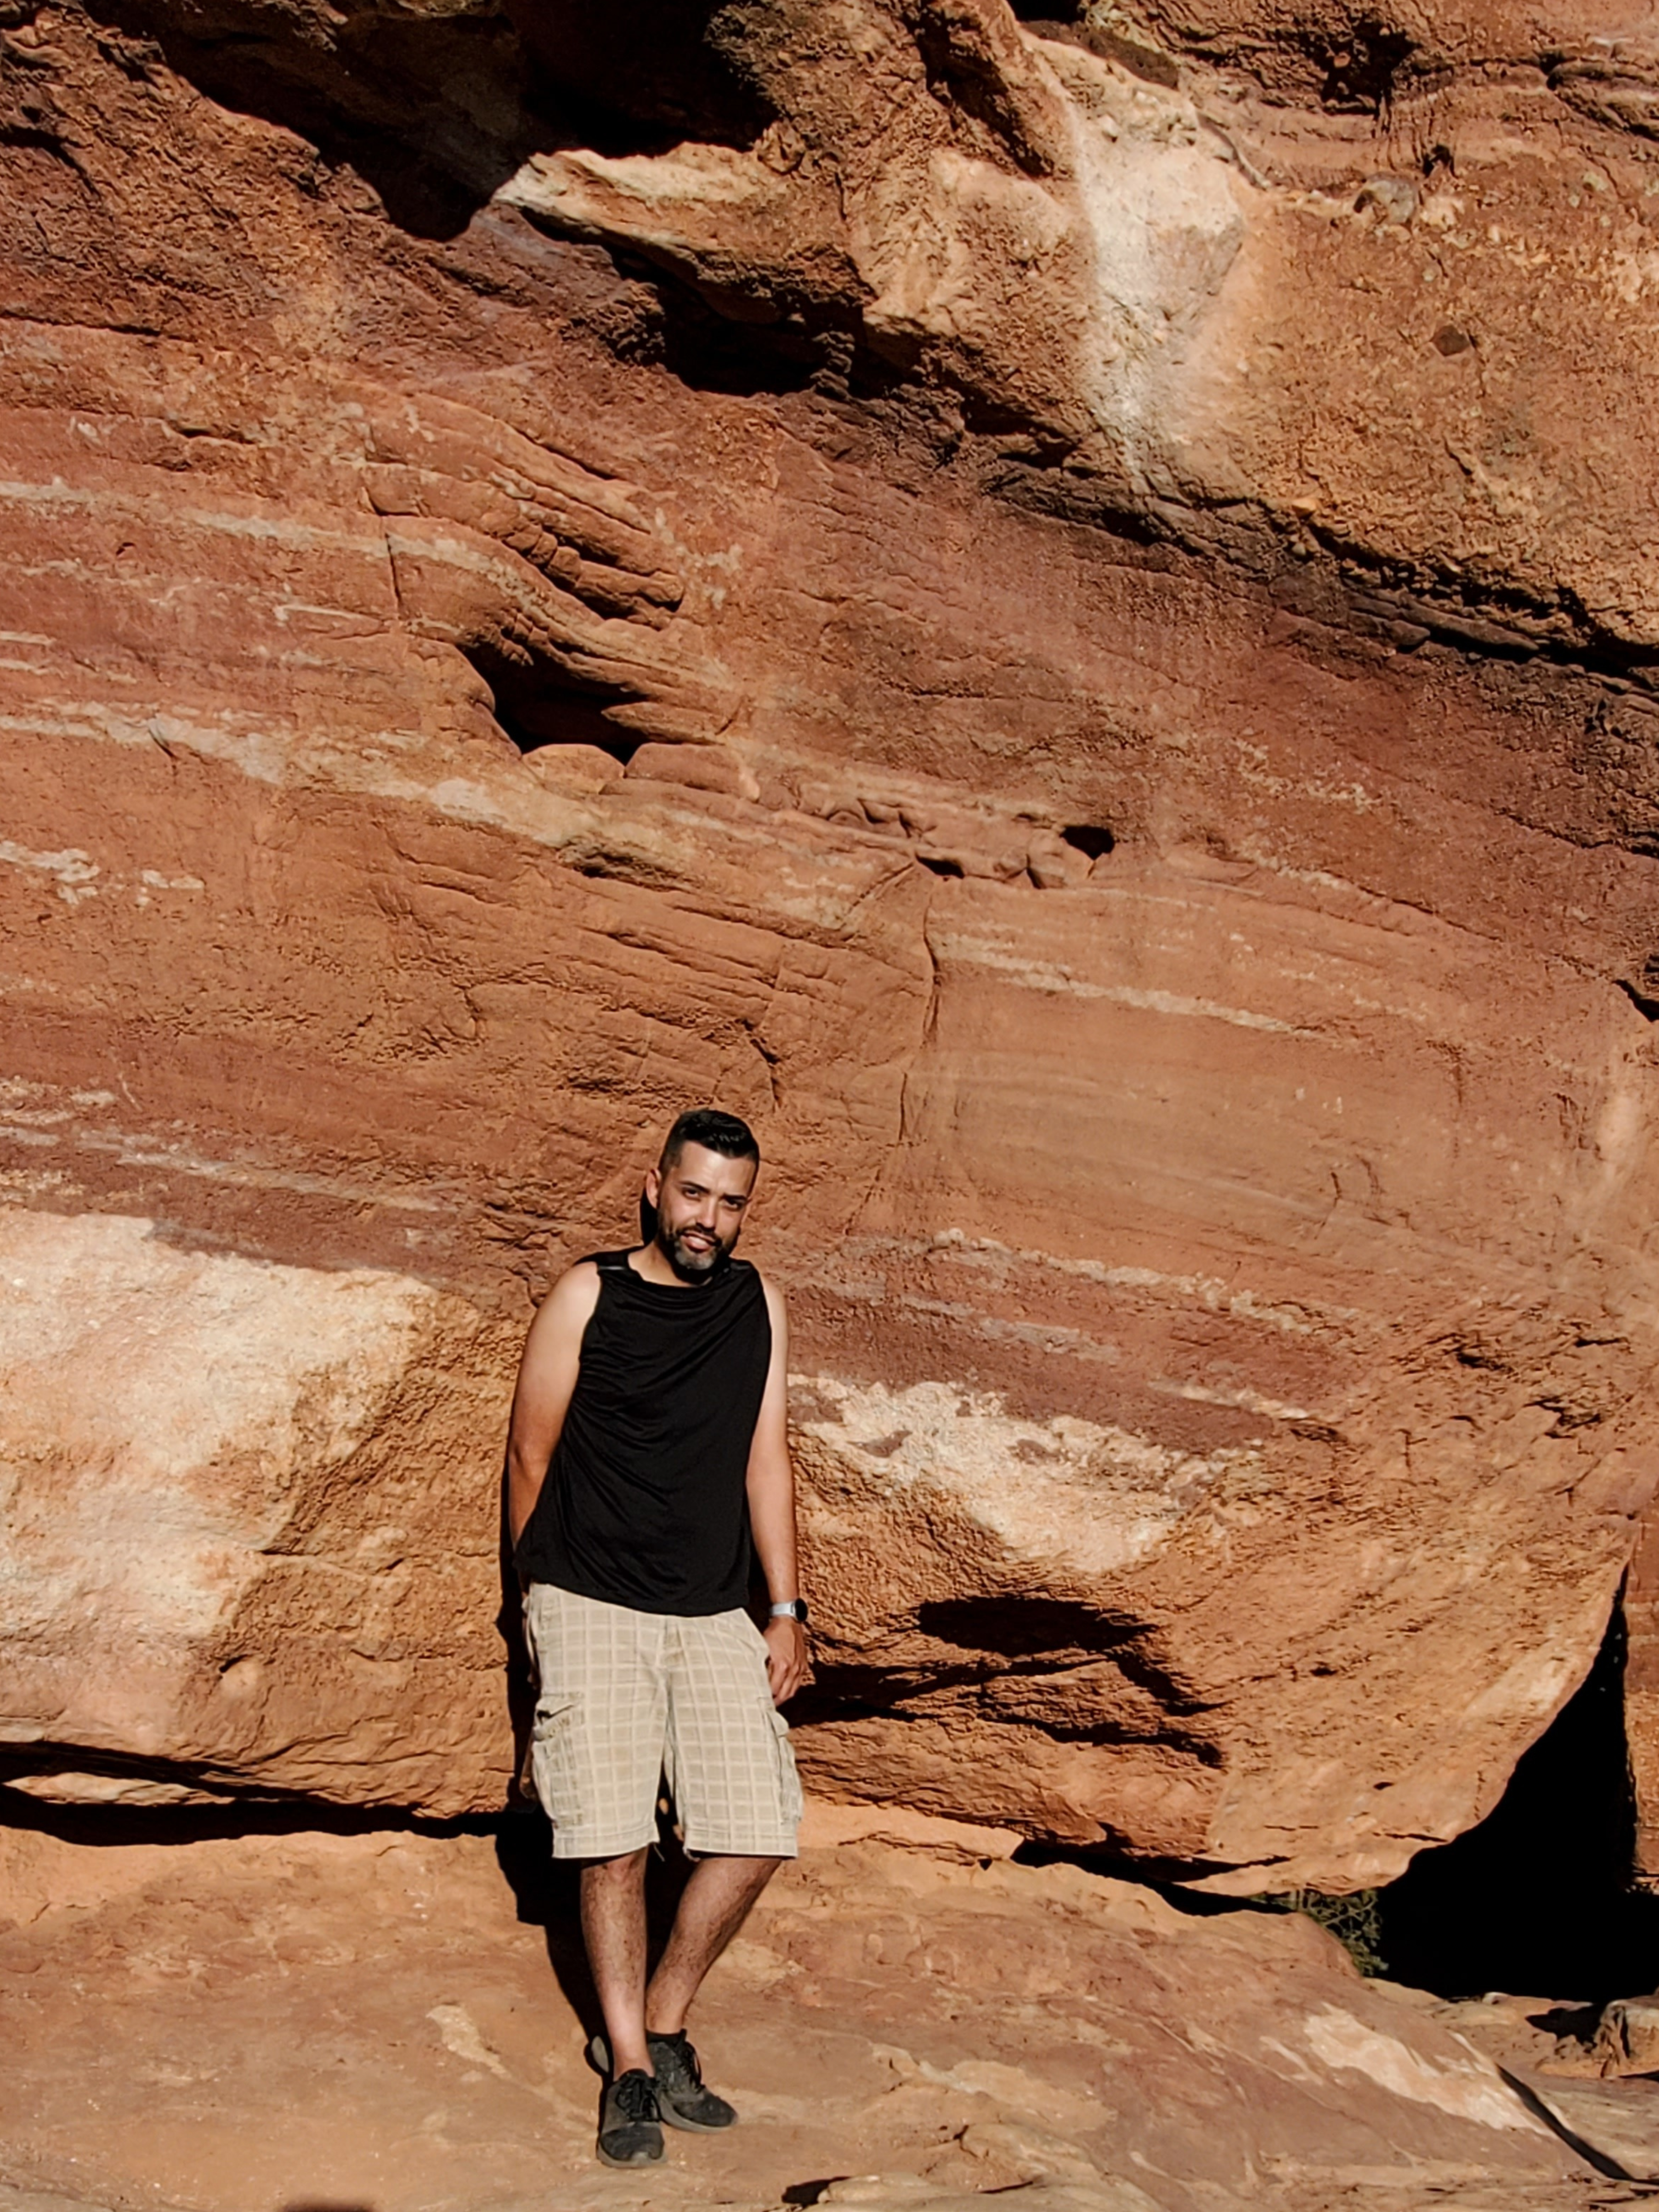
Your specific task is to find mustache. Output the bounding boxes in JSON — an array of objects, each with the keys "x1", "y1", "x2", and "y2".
[{"x1": 668, "y1": 1225, "x2": 724, "y2": 1256}]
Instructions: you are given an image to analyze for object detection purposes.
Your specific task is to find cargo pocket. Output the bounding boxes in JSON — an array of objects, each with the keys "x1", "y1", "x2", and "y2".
[{"x1": 526, "y1": 1692, "x2": 580, "y2": 1829}]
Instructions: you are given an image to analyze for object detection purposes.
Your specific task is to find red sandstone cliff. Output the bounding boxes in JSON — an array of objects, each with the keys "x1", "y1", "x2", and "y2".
[{"x1": 3, "y1": 0, "x2": 1659, "y2": 1892}]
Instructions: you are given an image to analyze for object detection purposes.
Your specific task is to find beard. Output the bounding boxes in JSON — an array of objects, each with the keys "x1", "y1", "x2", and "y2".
[{"x1": 658, "y1": 1222, "x2": 733, "y2": 1283}]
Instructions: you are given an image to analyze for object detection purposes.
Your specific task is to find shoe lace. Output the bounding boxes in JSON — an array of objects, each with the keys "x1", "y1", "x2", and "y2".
[
  {"x1": 654, "y1": 2032, "x2": 703, "y2": 2089},
  {"x1": 612, "y1": 2070, "x2": 660, "y2": 2123}
]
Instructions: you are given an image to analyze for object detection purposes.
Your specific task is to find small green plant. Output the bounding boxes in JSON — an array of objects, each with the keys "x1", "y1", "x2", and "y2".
[{"x1": 1268, "y1": 1886, "x2": 1388, "y2": 1977}]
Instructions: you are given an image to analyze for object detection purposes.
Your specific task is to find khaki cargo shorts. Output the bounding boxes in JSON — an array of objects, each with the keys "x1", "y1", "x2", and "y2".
[{"x1": 521, "y1": 1583, "x2": 803, "y2": 1861}]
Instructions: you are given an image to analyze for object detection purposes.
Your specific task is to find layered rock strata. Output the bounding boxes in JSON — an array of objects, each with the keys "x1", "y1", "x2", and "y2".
[{"x1": 2, "y1": 0, "x2": 1659, "y2": 1887}]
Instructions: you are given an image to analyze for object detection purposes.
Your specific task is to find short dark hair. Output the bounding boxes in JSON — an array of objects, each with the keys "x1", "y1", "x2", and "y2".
[{"x1": 659, "y1": 1106, "x2": 760, "y2": 1172}]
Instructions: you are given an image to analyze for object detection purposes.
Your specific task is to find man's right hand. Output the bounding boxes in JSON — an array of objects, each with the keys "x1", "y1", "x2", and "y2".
[{"x1": 763, "y1": 1614, "x2": 809, "y2": 1705}]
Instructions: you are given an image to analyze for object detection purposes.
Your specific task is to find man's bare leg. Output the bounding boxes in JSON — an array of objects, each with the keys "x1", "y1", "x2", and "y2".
[
  {"x1": 645, "y1": 1854, "x2": 781, "y2": 2036},
  {"x1": 580, "y1": 1848, "x2": 652, "y2": 2076}
]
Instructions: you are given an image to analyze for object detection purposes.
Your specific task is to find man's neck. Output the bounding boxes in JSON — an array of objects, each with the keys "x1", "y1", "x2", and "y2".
[{"x1": 629, "y1": 1239, "x2": 722, "y2": 1289}]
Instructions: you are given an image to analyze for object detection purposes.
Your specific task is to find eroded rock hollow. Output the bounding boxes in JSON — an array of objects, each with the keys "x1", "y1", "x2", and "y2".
[{"x1": 3, "y1": 0, "x2": 1659, "y2": 1893}]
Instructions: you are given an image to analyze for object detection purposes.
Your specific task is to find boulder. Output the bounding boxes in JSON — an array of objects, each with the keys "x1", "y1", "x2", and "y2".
[
  {"x1": 0, "y1": 1208, "x2": 514, "y2": 1815},
  {"x1": 1594, "y1": 1999, "x2": 1659, "y2": 2080}
]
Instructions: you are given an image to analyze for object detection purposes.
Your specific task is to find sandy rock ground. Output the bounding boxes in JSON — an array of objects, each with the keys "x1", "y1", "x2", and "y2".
[{"x1": 2, "y1": 1805, "x2": 1655, "y2": 2212}]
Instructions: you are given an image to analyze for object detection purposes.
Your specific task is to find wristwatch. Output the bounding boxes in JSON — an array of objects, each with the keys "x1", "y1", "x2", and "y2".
[{"x1": 769, "y1": 1598, "x2": 810, "y2": 1626}]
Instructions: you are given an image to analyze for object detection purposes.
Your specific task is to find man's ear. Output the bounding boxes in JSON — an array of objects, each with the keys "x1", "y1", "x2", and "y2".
[{"x1": 644, "y1": 1165, "x2": 662, "y2": 1207}]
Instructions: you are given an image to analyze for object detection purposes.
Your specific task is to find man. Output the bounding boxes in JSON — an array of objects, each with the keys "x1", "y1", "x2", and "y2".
[{"x1": 506, "y1": 1106, "x2": 809, "y2": 2169}]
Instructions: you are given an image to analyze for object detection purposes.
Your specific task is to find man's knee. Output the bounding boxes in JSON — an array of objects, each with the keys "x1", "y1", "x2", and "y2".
[
  {"x1": 579, "y1": 1845, "x2": 649, "y2": 1890},
  {"x1": 692, "y1": 1851, "x2": 782, "y2": 1894}
]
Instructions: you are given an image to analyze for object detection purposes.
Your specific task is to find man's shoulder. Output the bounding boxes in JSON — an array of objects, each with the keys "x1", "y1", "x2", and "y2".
[
  {"x1": 538, "y1": 1257, "x2": 607, "y2": 1322},
  {"x1": 714, "y1": 1255, "x2": 781, "y2": 1315}
]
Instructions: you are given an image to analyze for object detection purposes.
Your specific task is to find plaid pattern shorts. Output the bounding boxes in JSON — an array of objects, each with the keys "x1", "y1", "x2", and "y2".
[{"x1": 522, "y1": 1582, "x2": 803, "y2": 1861}]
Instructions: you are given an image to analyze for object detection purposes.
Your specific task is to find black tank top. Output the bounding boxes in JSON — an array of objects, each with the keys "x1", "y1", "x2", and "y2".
[{"x1": 514, "y1": 1250, "x2": 773, "y2": 1616}]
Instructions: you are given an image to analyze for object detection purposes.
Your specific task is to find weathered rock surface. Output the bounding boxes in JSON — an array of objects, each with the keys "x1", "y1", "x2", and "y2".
[
  {"x1": 0, "y1": 1207, "x2": 513, "y2": 1814},
  {"x1": 3, "y1": 0, "x2": 1659, "y2": 1887},
  {"x1": 0, "y1": 1814, "x2": 1622, "y2": 2212},
  {"x1": 1403, "y1": 1989, "x2": 1659, "y2": 2181},
  {"x1": 1623, "y1": 1518, "x2": 1659, "y2": 1884}
]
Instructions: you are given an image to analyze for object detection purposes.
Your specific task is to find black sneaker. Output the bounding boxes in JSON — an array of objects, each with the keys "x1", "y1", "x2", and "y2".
[
  {"x1": 588, "y1": 2032, "x2": 738, "y2": 2131},
  {"x1": 645, "y1": 2030, "x2": 738, "y2": 2131},
  {"x1": 597, "y1": 2068, "x2": 664, "y2": 2167}
]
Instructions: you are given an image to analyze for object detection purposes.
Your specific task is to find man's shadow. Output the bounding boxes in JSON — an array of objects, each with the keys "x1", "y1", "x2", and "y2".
[
  {"x1": 494, "y1": 1193, "x2": 659, "y2": 1833},
  {"x1": 495, "y1": 1433, "x2": 695, "y2": 2038},
  {"x1": 494, "y1": 1801, "x2": 697, "y2": 2040}
]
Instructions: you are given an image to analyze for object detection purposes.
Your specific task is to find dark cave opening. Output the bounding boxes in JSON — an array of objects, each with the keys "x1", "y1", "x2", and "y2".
[
  {"x1": 1310, "y1": 19, "x2": 1416, "y2": 113},
  {"x1": 83, "y1": 0, "x2": 778, "y2": 243},
  {"x1": 1377, "y1": 1599, "x2": 1659, "y2": 2001},
  {"x1": 84, "y1": 0, "x2": 545, "y2": 240},
  {"x1": 608, "y1": 250, "x2": 845, "y2": 399},
  {"x1": 461, "y1": 638, "x2": 646, "y2": 768},
  {"x1": 490, "y1": 685, "x2": 643, "y2": 767}
]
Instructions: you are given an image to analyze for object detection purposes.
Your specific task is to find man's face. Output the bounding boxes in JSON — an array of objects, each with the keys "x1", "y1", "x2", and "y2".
[{"x1": 646, "y1": 1142, "x2": 757, "y2": 1279}]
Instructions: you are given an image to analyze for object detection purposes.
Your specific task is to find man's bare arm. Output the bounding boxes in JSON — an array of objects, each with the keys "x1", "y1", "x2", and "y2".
[
  {"x1": 506, "y1": 1262, "x2": 602, "y2": 1552},
  {"x1": 746, "y1": 1279, "x2": 808, "y2": 1705}
]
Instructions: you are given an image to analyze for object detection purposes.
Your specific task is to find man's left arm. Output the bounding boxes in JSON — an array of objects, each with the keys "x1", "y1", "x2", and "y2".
[{"x1": 746, "y1": 1278, "x2": 809, "y2": 1705}]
